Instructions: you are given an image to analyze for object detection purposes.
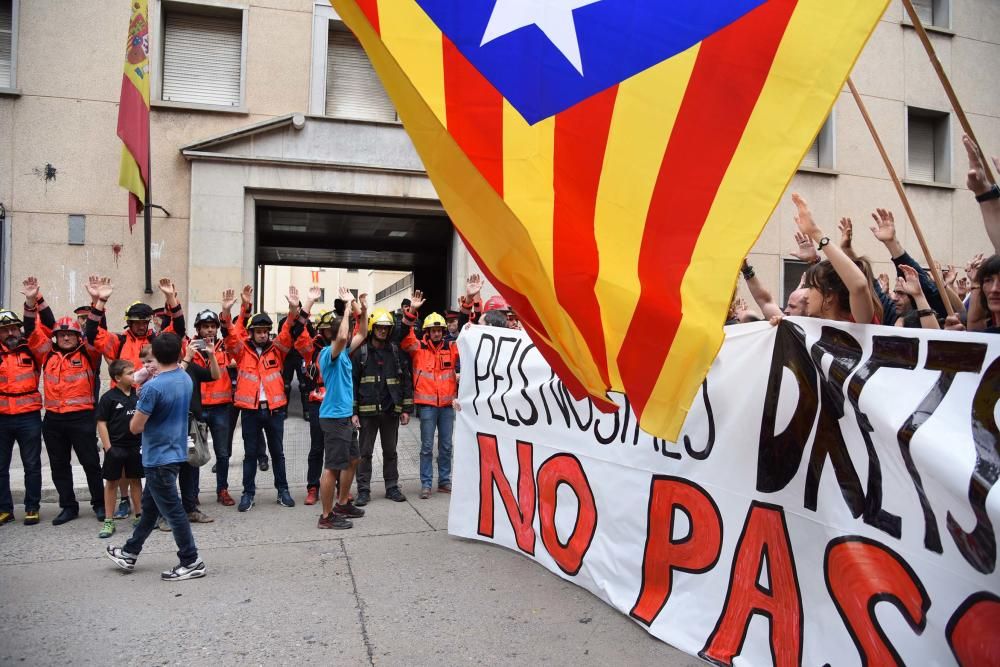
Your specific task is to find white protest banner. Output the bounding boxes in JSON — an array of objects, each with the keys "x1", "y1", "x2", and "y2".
[{"x1": 449, "y1": 319, "x2": 1000, "y2": 666}]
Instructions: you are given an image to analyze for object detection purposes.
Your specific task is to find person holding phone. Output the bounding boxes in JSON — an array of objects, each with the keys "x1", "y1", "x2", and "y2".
[{"x1": 177, "y1": 332, "x2": 221, "y2": 524}]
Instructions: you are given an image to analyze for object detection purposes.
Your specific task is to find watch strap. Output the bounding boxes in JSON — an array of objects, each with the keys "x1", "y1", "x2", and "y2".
[{"x1": 976, "y1": 184, "x2": 1000, "y2": 203}]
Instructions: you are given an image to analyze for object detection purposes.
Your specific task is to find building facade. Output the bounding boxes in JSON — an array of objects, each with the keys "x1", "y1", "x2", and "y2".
[{"x1": 0, "y1": 0, "x2": 998, "y2": 326}]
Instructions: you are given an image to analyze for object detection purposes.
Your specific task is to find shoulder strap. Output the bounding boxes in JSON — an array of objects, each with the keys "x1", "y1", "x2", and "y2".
[{"x1": 359, "y1": 343, "x2": 368, "y2": 367}]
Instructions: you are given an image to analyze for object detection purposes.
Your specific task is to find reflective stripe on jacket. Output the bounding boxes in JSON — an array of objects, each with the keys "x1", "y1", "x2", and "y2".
[
  {"x1": 192, "y1": 339, "x2": 232, "y2": 406},
  {"x1": 0, "y1": 327, "x2": 49, "y2": 415},
  {"x1": 400, "y1": 328, "x2": 458, "y2": 408},
  {"x1": 224, "y1": 315, "x2": 294, "y2": 410}
]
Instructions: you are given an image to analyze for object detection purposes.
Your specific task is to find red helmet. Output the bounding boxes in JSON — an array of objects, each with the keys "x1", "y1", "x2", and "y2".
[
  {"x1": 483, "y1": 295, "x2": 510, "y2": 313},
  {"x1": 53, "y1": 316, "x2": 83, "y2": 336}
]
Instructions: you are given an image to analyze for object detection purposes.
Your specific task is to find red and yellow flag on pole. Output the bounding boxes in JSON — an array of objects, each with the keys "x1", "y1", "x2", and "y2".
[
  {"x1": 117, "y1": 0, "x2": 150, "y2": 233},
  {"x1": 330, "y1": 0, "x2": 889, "y2": 441}
]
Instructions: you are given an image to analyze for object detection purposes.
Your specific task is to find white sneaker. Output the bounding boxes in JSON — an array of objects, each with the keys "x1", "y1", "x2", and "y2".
[{"x1": 161, "y1": 560, "x2": 206, "y2": 581}]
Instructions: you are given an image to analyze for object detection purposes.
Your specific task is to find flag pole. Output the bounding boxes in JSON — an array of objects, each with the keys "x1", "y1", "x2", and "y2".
[
  {"x1": 143, "y1": 116, "x2": 152, "y2": 295},
  {"x1": 846, "y1": 76, "x2": 954, "y2": 317},
  {"x1": 900, "y1": 0, "x2": 995, "y2": 185}
]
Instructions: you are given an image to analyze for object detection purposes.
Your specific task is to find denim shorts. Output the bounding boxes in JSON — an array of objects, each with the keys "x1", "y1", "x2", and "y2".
[{"x1": 320, "y1": 417, "x2": 359, "y2": 470}]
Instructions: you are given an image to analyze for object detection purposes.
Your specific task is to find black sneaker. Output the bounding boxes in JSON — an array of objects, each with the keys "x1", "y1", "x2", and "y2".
[
  {"x1": 106, "y1": 546, "x2": 138, "y2": 571},
  {"x1": 354, "y1": 490, "x2": 370, "y2": 507},
  {"x1": 258, "y1": 458, "x2": 269, "y2": 472},
  {"x1": 277, "y1": 489, "x2": 295, "y2": 508},
  {"x1": 52, "y1": 508, "x2": 79, "y2": 526},
  {"x1": 318, "y1": 513, "x2": 352, "y2": 530},
  {"x1": 238, "y1": 494, "x2": 255, "y2": 513},
  {"x1": 95, "y1": 507, "x2": 107, "y2": 522},
  {"x1": 385, "y1": 487, "x2": 407, "y2": 502},
  {"x1": 161, "y1": 560, "x2": 207, "y2": 581},
  {"x1": 334, "y1": 502, "x2": 365, "y2": 519}
]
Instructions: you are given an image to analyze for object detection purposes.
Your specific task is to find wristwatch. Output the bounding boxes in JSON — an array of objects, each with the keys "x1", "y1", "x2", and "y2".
[
  {"x1": 976, "y1": 184, "x2": 1000, "y2": 203},
  {"x1": 816, "y1": 236, "x2": 830, "y2": 251}
]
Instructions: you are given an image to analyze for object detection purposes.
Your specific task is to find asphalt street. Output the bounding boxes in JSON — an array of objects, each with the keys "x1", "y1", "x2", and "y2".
[{"x1": 0, "y1": 391, "x2": 699, "y2": 666}]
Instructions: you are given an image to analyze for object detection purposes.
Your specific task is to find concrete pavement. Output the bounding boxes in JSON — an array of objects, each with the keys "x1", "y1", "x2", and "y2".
[{"x1": 0, "y1": 398, "x2": 699, "y2": 666}]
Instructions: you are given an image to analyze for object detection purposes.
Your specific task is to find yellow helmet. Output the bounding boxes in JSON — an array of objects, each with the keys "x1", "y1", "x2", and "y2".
[
  {"x1": 316, "y1": 310, "x2": 335, "y2": 330},
  {"x1": 367, "y1": 308, "x2": 394, "y2": 332},
  {"x1": 423, "y1": 312, "x2": 447, "y2": 329}
]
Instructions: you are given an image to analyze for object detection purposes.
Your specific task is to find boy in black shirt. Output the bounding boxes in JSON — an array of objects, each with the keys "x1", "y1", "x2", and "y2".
[{"x1": 96, "y1": 360, "x2": 144, "y2": 538}]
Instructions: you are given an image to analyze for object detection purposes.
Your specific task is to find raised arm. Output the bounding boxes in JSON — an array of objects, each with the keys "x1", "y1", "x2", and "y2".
[
  {"x1": 349, "y1": 292, "x2": 368, "y2": 353},
  {"x1": 329, "y1": 287, "x2": 353, "y2": 359},
  {"x1": 740, "y1": 261, "x2": 782, "y2": 320},
  {"x1": 964, "y1": 135, "x2": 1000, "y2": 255},
  {"x1": 898, "y1": 266, "x2": 940, "y2": 330}
]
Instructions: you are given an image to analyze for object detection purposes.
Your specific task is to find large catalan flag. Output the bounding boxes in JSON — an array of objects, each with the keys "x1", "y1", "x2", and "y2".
[
  {"x1": 330, "y1": 0, "x2": 889, "y2": 440},
  {"x1": 117, "y1": 0, "x2": 150, "y2": 233}
]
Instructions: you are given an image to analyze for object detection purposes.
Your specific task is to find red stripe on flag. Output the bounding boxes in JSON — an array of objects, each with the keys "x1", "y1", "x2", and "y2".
[
  {"x1": 442, "y1": 37, "x2": 504, "y2": 195},
  {"x1": 117, "y1": 74, "x2": 149, "y2": 183},
  {"x1": 457, "y1": 228, "x2": 618, "y2": 413},
  {"x1": 552, "y1": 85, "x2": 618, "y2": 389},
  {"x1": 356, "y1": 0, "x2": 380, "y2": 34},
  {"x1": 617, "y1": 0, "x2": 799, "y2": 414}
]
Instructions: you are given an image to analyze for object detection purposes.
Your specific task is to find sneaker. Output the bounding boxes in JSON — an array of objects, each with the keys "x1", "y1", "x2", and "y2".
[
  {"x1": 304, "y1": 487, "x2": 319, "y2": 506},
  {"x1": 0, "y1": 512, "x2": 13, "y2": 526},
  {"x1": 354, "y1": 490, "x2": 371, "y2": 507},
  {"x1": 113, "y1": 498, "x2": 131, "y2": 520},
  {"x1": 95, "y1": 507, "x2": 107, "y2": 522},
  {"x1": 258, "y1": 458, "x2": 269, "y2": 472},
  {"x1": 437, "y1": 484, "x2": 452, "y2": 494},
  {"x1": 23, "y1": 510, "x2": 39, "y2": 526},
  {"x1": 419, "y1": 487, "x2": 431, "y2": 499},
  {"x1": 386, "y1": 487, "x2": 407, "y2": 502},
  {"x1": 157, "y1": 517, "x2": 171, "y2": 532},
  {"x1": 334, "y1": 502, "x2": 365, "y2": 519},
  {"x1": 161, "y1": 560, "x2": 207, "y2": 581},
  {"x1": 99, "y1": 519, "x2": 116, "y2": 538},
  {"x1": 188, "y1": 510, "x2": 214, "y2": 524},
  {"x1": 317, "y1": 513, "x2": 353, "y2": 530},
  {"x1": 52, "y1": 508, "x2": 79, "y2": 525},
  {"x1": 132, "y1": 514, "x2": 141, "y2": 527},
  {"x1": 277, "y1": 490, "x2": 295, "y2": 508},
  {"x1": 105, "y1": 546, "x2": 137, "y2": 571},
  {"x1": 217, "y1": 489, "x2": 235, "y2": 506},
  {"x1": 238, "y1": 494, "x2": 255, "y2": 513}
]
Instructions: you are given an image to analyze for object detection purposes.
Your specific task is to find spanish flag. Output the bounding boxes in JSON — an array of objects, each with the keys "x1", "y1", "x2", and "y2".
[
  {"x1": 331, "y1": 0, "x2": 888, "y2": 440},
  {"x1": 117, "y1": 0, "x2": 150, "y2": 233}
]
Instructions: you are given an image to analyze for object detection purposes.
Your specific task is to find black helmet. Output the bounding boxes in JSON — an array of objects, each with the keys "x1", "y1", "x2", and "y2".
[
  {"x1": 0, "y1": 309, "x2": 23, "y2": 328},
  {"x1": 248, "y1": 313, "x2": 273, "y2": 330},
  {"x1": 73, "y1": 305, "x2": 91, "y2": 316},
  {"x1": 194, "y1": 309, "x2": 220, "y2": 327},
  {"x1": 125, "y1": 302, "x2": 154, "y2": 322}
]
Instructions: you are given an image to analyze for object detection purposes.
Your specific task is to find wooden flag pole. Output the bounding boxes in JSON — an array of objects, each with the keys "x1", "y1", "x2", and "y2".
[
  {"x1": 846, "y1": 77, "x2": 954, "y2": 316},
  {"x1": 900, "y1": 0, "x2": 996, "y2": 185}
]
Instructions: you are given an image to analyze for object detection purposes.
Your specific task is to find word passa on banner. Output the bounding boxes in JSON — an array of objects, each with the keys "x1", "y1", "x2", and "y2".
[{"x1": 467, "y1": 326, "x2": 999, "y2": 666}]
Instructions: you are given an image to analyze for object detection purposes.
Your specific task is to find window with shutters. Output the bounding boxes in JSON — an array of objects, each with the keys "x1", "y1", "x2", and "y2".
[
  {"x1": 798, "y1": 113, "x2": 835, "y2": 172},
  {"x1": 160, "y1": 5, "x2": 245, "y2": 109},
  {"x1": 907, "y1": 0, "x2": 951, "y2": 30},
  {"x1": 0, "y1": 0, "x2": 17, "y2": 91},
  {"x1": 325, "y1": 23, "x2": 397, "y2": 122},
  {"x1": 906, "y1": 107, "x2": 951, "y2": 185}
]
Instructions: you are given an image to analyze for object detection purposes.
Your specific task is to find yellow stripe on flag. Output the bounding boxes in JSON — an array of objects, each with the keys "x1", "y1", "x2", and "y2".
[
  {"x1": 377, "y1": 0, "x2": 447, "y2": 128},
  {"x1": 119, "y1": 148, "x2": 145, "y2": 201},
  {"x1": 594, "y1": 46, "x2": 700, "y2": 389},
  {"x1": 641, "y1": 0, "x2": 890, "y2": 438}
]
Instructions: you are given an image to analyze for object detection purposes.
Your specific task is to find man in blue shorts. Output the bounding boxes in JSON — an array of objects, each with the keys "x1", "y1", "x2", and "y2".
[{"x1": 105, "y1": 333, "x2": 206, "y2": 581}]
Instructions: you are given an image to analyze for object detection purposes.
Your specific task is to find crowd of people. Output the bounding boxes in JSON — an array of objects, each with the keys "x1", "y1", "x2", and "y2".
[
  {"x1": 0, "y1": 267, "x2": 519, "y2": 579},
  {"x1": 731, "y1": 136, "x2": 1000, "y2": 335}
]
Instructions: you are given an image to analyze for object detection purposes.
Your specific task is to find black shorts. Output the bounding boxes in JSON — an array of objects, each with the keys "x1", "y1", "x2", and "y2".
[
  {"x1": 102, "y1": 446, "x2": 144, "y2": 481},
  {"x1": 320, "y1": 417, "x2": 359, "y2": 471}
]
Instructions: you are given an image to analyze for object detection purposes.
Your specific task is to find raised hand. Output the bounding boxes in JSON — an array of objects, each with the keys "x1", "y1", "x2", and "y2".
[
  {"x1": 877, "y1": 272, "x2": 890, "y2": 294},
  {"x1": 157, "y1": 277, "x2": 176, "y2": 298},
  {"x1": 838, "y1": 218, "x2": 854, "y2": 250},
  {"x1": 286, "y1": 285, "x2": 301, "y2": 308},
  {"x1": 20, "y1": 276, "x2": 40, "y2": 303},
  {"x1": 409, "y1": 289, "x2": 425, "y2": 311},
  {"x1": 940, "y1": 263, "x2": 958, "y2": 287},
  {"x1": 221, "y1": 288, "x2": 237, "y2": 312},
  {"x1": 306, "y1": 286, "x2": 322, "y2": 303},
  {"x1": 358, "y1": 293, "x2": 368, "y2": 310},
  {"x1": 241, "y1": 284, "x2": 253, "y2": 306},
  {"x1": 337, "y1": 286, "x2": 353, "y2": 312},
  {"x1": 85, "y1": 275, "x2": 101, "y2": 299},
  {"x1": 963, "y1": 134, "x2": 997, "y2": 197},
  {"x1": 869, "y1": 208, "x2": 897, "y2": 245},
  {"x1": 97, "y1": 278, "x2": 114, "y2": 302},
  {"x1": 790, "y1": 231, "x2": 818, "y2": 263},
  {"x1": 898, "y1": 265, "x2": 924, "y2": 298},
  {"x1": 466, "y1": 273, "x2": 483, "y2": 298},
  {"x1": 791, "y1": 193, "x2": 821, "y2": 242},
  {"x1": 967, "y1": 253, "x2": 985, "y2": 284}
]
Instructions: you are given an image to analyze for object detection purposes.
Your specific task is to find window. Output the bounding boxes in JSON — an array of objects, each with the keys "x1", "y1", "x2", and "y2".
[
  {"x1": 799, "y1": 114, "x2": 835, "y2": 171},
  {"x1": 782, "y1": 260, "x2": 810, "y2": 306},
  {"x1": 326, "y1": 23, "x2": 396, "y2": 122},
  {"x1": 906, "y1": 107, "x2": 951, "y2": 184},
  {"x1": 909, "y1": 0, "x2": 950, "y2": 30},
  {"x1": 160, "y1": 5, "x2": 244, "y2": 108},
  {"x1": 0, "y1": 0, "x2": 17, "y2": 90},
  {"x1": 316, "y1": 288, "x2": 326, "y2": 303}
]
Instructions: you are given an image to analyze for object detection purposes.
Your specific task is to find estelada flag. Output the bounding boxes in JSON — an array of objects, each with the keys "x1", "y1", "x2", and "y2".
[
  {"x1": 117, "y1": 0, "x2": 150, "y2": 232},
  {"x1": 330, "y1": 0, "x2": 889, "y2": 440}
]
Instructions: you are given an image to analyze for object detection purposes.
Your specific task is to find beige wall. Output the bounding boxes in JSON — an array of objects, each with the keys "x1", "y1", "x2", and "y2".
[{"x1": 1, "y1": 0, "x2": 999, "y2": 328}]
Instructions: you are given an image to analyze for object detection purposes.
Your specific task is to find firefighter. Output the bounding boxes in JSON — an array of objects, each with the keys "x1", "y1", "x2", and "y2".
[
  {"x1": 189, "y1": 309, "x2": 236, "y2": 507},
  {"x1": 0, "y1": 277, "x2": 52, "y2": 527},
  {"x1": 401, "y1": 291, "x2": 459, "y2": 500},
  {"x1": 40, "y1": 315, "x2": 105, "y2": 525},
  {"x1": 221, "y1": 286, "x2": 308, "y2": 513},
  {"x1": 351, "y1": 307, "x2": 413, "y2": 507}
]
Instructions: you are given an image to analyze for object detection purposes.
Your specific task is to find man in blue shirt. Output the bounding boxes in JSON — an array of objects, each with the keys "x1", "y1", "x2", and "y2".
[
  {"x1": 105, "y1": 333, "x2": 206, "y2": 581},
  {"x1": 317, "y1": 288, "x2": 366, "y2": 530}
]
